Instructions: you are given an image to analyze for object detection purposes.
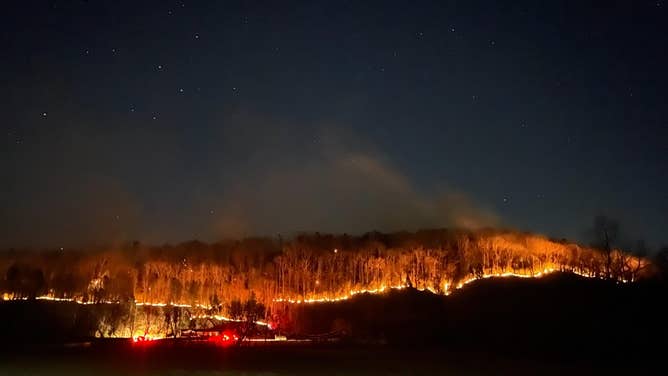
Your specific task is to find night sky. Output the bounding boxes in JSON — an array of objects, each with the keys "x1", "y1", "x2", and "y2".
[{"x1": 2, "y1": 1, "x2": 667, "y2": 249}]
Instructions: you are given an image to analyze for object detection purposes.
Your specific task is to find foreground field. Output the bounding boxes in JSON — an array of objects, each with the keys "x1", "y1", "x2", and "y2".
[{"x1": 0, "y1": 341, "x2": 656, "y2": 376}]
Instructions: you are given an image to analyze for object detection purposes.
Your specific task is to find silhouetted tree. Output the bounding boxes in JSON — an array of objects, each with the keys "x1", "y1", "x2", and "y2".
[
  {"x1": 169, "y1": 277, "x2": 182, "y2": 302},
  {"x1": 5, "y1": 264, "x2": 20, "y2": 297},
  {"x1": 209, "y1": 294, "x2": 222, "y2": 315},
  {"x1": 654, "y1": 247, "x2": 668, "y2": 282},
  {"x1": 630, "y1": 240, "x2": 650, "y2": 281},
  {"x1": 590, "y1": 215, "x2": 620, "y2": 279},
  {"x1": 164, "y1": 305, "x2": 182, "y2": 337},
  {"x1": 228, "y1": 293, "x2": 266, "y2": 344}
]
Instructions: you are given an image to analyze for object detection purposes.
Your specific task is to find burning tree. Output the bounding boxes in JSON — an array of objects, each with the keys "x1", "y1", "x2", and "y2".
[{"x1": 0, "y1": 226, "x2": 650, "y2": 338}]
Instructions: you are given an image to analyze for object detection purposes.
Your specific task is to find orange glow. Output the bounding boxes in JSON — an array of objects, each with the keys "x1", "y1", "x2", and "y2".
[
  {"x1": 1, "y1": 234, "x2": 646, "y2": 340},
  {"x1": 27, "y1": 266, "x2": 632, "y2": 314},
  {"x1": 271, "y1": 266, "x2": 630, "y2": 305}
]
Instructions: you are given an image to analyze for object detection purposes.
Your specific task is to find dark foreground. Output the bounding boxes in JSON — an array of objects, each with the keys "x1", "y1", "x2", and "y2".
[
  {"x1": 0, "y1": 339, "x2": 663, "y2": 376},
  {"x1": 2, "y1": 274, "x2": 666, "y2": 375}
]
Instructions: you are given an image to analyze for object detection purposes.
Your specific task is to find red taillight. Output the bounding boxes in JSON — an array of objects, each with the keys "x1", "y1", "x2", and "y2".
[
  {"x1": 207, "y1": 331, "x2": 237, "y2": 346},
  {"x1": 132, "y1": 335, "x2": 155, "y2": 345}
]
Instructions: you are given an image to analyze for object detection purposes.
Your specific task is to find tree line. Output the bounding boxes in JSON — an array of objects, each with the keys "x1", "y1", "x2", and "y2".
[{"x1": 2, "y1": 226, "x2": 655, "y2": 310}]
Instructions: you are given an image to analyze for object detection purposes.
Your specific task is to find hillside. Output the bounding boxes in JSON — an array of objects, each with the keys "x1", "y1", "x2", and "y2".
[
  {"x1": 292, "y1": 272, "x2": 667, "y2": 360},
  {"x1": 0, "y1": 229, "x2": 650, "y2": 339},
  {"x1": 1, "y1": 272, "x2": 666, "y2": 375}
]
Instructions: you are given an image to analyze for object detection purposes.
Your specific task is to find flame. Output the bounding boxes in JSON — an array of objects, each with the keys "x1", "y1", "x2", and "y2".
[
  {"x1": 27, "y1": 266, "x2": 629, "y2": 312},
  {"x1": 273, "y1": 284, "x2": 408, "y2": 304},
  {"x1": 271, "y1": 266, "x2": 628, "y2": 304},
  {"x1": 4, "y1": 263, "x2": 634, "y2": 340}
]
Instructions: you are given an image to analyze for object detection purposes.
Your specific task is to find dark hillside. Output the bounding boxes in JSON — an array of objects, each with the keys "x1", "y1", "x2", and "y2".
[{"x1": 293, "y1": 273, "x2": 667, "y2": 361}]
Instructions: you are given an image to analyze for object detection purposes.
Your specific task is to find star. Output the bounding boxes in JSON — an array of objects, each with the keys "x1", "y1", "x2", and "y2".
[
  {"x1": 157, "y1": 64, "x2": 163, "y2": 70},
  {"x1": 450, "y1": 27, "x2": 455, "y2": 32},
  {"x1": 111, "y1": 48, "x2": 116, "y2": 53},
  {"x1": 503, "y1": 196, "x2": 509, "y2": 204},
  {"x1": 179, "y1": 88, "x2": 184, "y2": 93},
  {"x1": 209, "y1": 209, "x2": 215, "y2": 215},
  {"x1": 194, "y1": 34, "x2": 200, "y2": 39},
  {"x1": 42, "y1": 112, "x2": 47, "y2": 117},
  {"x1": 490, "y1": 40, "x2": 496, "y2": 46},
  {"x1": 152, "y1": 115, "x2": 157, "y2": 120}
]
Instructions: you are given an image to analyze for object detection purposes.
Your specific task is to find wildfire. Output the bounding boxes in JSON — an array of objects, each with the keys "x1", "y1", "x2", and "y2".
[
  {"x1": 192, "y1": 313, "x2": 271, "y2": 327},
  {"x1": 3, "y1": 265, "x2": 635, "y2": 340},
  {"x1": 271, "y1": 266, "x2": 629, "y2": 305},
  {"x1": 25, "y1": 267, "x2": 630, "y2": 313},
  {"x1": 23, "y1": 266, "x2": 630, "y2": 312},
  {"x1": 0, "y1": 230, "x2": 646, "y2": 342},
  {"x1": 273, "y1": 284, "x2": 409, "y2": 304}
]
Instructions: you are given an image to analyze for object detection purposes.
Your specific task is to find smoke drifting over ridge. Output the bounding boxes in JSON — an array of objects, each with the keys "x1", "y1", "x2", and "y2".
[
  {"x1": 1, "y1": 109, "x2": 498, "y2": 248},
  {"x1": 202, "y1": 111, "x2": 498, "y2": 240},
  {"x1": 211, "y1": 150, "x2": 498, "y2": 239}
]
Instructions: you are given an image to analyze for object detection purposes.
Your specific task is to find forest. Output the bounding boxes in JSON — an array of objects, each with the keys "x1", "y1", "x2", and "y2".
[{"x1": 0, "y1": 227, "x2": 655, "y2": 338}]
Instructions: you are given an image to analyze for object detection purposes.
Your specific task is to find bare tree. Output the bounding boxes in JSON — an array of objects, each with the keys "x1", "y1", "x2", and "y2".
[
  {"x1": 590, "y1": 215, "x2": 620, "y2": 279},
  {"x1": 654, "y1": 247, "x2": 668, "y2": 282},
  {"x1": 164, "y1": 306, "x2": 182, "y2": 337},
  {"x1": 629, "y1": 240, "x2": 650, "y2": 281}
]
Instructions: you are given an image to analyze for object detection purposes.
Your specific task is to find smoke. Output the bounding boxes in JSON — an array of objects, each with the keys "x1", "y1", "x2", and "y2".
[
  {"x1": 210, "y1": 152, "x2": 498, "y2": 238},
  {"x1": 206, "y1": 112, "x2": 498, "y2": 239},
  {"x1": 1, "y1": 108, "x2": 498, "y2": 247}
]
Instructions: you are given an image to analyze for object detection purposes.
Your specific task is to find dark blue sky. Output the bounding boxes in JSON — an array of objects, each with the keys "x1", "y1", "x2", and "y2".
[{"x1": 2, "y1": 1, "x2": 667, "y2": 249}]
